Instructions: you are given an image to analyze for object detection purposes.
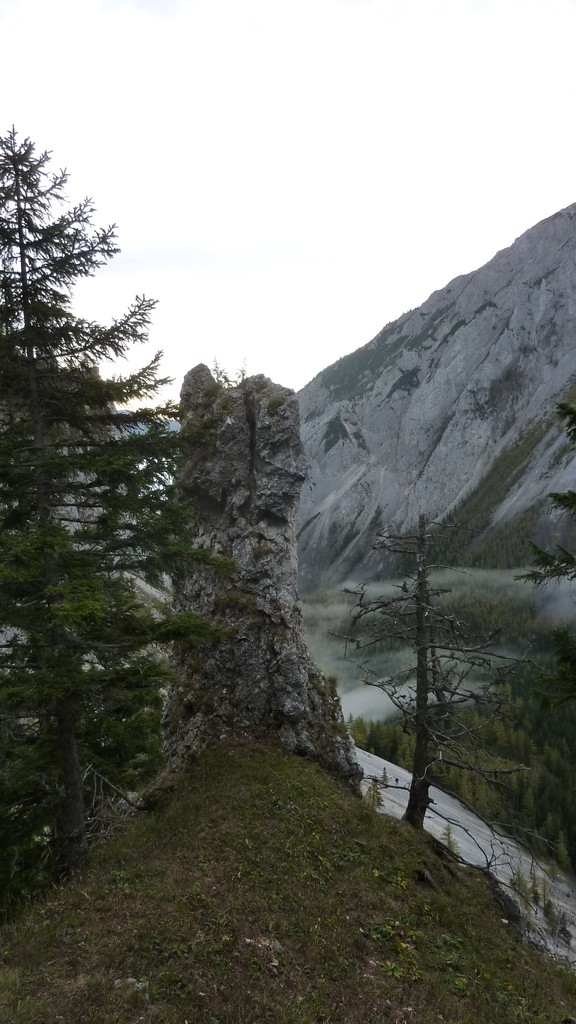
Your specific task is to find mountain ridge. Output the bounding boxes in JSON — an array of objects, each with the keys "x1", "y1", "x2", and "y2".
[{"x1": 297, "y1": 202, "x2": 576, "y2": 590}]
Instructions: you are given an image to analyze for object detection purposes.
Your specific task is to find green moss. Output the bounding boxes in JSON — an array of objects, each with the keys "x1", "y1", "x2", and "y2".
[
  {"x1": 180, "y1": 411, "x2": 223, "y2": 451},
  {"x1": 179, "y1": 385, "x2": 235, "y2": 452},
  {"x1": 267, "y1": 395, "x2": 285, "y2": 416},
  {"x1": 214, "y1": 588, "x2": 258, "y2": 614}
]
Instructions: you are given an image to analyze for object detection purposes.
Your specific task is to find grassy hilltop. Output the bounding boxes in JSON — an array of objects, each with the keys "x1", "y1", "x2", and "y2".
[{"x1": 1, "y1": 744, "x2": 575, "y2": 1024}]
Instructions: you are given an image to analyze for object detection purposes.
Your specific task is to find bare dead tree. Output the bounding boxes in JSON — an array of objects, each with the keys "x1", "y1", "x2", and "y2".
[{"x1": 344, "y1": 514, "x2": 529, "y2": 829}]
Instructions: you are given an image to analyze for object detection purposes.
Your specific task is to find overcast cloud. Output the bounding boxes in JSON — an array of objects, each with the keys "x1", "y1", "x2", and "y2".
[{"x1": 2, "y1": 0, "x2": 576, "y2": 394}]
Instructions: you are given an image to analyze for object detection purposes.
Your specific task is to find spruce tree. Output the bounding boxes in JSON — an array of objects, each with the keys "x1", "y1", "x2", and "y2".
[
  {"x1": 0, "y1": 128, "x2": 213, "y2": 896},
  {"x1": 522, "y1": 402, "x2": 576, "y2": 705}
]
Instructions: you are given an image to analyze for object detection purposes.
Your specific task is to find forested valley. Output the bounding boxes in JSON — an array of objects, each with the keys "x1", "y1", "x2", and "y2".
[{"x1": 339, "y1": 574, "x2": 576, "y2": 873}]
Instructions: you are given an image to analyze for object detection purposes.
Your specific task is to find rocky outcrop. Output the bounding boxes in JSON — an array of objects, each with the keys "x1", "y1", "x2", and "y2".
[
  {"x1": 163, "y1": 365, "x2": 361, "y2": 790},
  {"x1": 297, "y1": 203, "x2": 576, "y2": 591}
]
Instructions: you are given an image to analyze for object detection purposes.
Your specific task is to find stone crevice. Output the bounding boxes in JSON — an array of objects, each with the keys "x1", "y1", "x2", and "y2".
[{"x1": 243, "y1": 387, "x2": 258, "y2": 504}]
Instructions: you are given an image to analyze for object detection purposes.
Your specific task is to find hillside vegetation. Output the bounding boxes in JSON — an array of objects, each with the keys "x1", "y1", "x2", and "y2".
[
  {"x1": 1, "y1": 743, "x2": 575, "y2": 1023},
  {"x1": 306, "y1": 570, "x2": 576, "y2": 873}
]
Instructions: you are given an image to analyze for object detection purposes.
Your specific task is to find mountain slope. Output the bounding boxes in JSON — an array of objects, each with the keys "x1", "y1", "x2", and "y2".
[
  {"x1": 356, "y1": 747, "x2": 576, "y2": 963},
  {"x1": 1, "y1": 743, "x2": 574, "y2": 1023},
  {"x1": 297, "y1": 204, "x2": 576, "y2": 590}
]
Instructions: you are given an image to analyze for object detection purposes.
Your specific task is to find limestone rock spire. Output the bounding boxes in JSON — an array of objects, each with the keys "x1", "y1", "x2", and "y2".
[{"x1": 163, "y1": 365, "x2": 361, "y2": 791}]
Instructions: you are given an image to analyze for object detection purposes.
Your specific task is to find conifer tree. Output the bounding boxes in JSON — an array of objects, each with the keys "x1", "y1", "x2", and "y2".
[
  {"x1": 0, "y1": 128, "x2": 213, "y2": 893},
  {"x1": 522, "y1": 402, "x2": 576, "y2": 705}
]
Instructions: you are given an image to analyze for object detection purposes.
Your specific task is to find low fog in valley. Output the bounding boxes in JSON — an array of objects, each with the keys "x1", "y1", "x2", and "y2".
[{"x1": 302, "y1": 568, "x2": 575, "y2": 721}]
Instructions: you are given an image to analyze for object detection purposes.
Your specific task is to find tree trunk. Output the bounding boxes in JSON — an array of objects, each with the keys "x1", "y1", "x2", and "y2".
[
  {"x1": 13, "y1": 149, "x2": 88, "y2": 872},
  {"x1": 403, "y1": 514, "x2": 432, "y2": 829},
  {"x1": 54, "y1": 697, "x2": 88, "y2": 872}
]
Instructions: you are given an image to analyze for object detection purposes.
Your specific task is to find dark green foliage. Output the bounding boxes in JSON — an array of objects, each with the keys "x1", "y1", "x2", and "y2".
[
  {"x1": 521, "y1": 402, "x2": 576, "y2": 706},
  {"x1": 423, "y1": 422, "x2": 549, "y2": 570},
  {"x1": 266, "y1": 394, "x2": 285, "y2": 416},
  {"x1": 314, "y1": 316, "x2": 409, "y2": 401},
  {"x1": 537, "y1": 626, "x2": 576, "y2": 706},
  {"x1": 0, "y1": 129, "x2": 214, "y2": 909},
  {"x1": 314, "y1": 303, "x2": 465, "y2": 403}
]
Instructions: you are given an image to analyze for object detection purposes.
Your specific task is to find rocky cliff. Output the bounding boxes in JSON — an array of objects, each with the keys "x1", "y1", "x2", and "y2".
[
  {"x1": 163, "y1": 364, "x2": 361, "y2": 790},
  {"x1": 297, "y1": 203, "x2": 576, "y2": 591}
]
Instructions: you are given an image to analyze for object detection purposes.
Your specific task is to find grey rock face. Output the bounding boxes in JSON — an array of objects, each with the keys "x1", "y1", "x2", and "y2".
[
  {"x1": 297, "y1": 203, "x2": 576, "y2": 591},
  {"x1": 163, "y1": 365, "x2": 361, "y2": 791}
]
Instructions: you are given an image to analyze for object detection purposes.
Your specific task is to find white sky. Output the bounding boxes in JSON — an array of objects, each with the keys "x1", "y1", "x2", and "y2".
[{"x1": 2, "y1": 0, "x2": 576, "y2": 395}]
